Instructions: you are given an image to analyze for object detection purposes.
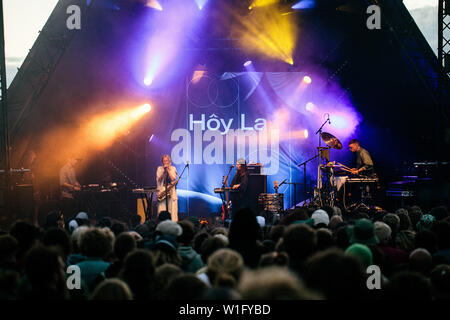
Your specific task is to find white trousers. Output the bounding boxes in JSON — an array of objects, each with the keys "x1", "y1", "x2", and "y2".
[{"x1": 157, "y1": 197, "x2": 178, "y2": 222}]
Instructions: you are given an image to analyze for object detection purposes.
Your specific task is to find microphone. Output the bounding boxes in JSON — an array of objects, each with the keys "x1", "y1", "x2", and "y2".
[
  {"x1": 230, "y1": 165, "x2": 235, "y2": 168},
  {"x1": 279, "y1": 179, "x2": 287, "y2": 187},
  {"x1": 185, "y1": 161, "x2": 190, "y2": 167}
]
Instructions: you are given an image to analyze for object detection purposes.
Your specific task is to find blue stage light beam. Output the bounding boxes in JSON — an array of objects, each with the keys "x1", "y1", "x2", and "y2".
[{"x1": 292, "y1": 0, "x2": 316, "y2": 10}]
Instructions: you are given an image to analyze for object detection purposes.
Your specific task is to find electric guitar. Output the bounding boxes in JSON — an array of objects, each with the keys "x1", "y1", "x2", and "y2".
[{"x1": 221, "y1": 175, "x2": 231, "y2": 221}]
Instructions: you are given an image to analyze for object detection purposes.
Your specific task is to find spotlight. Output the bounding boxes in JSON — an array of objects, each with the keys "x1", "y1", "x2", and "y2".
[
  {"x1": 144, "y1": 77, "x2": 153, "y2": 86},
  {"x1": 132, "y1": 103, "x2": 152, "y2": 119},
  {"x1": 146, "y1": 0, "x2": 163, "y2": 10},
  {"x1": 292, "y1": 0, "x2": 316, "y2": 10},
  {"x1": 149, "y1": 134, "x2": 155, "y2": 142},
  {"x1": 305, "y1": 102, "x2": 314, "y2": 111},
  {"x1": 142, "y1": 104, "x2": 151, "y2": 113},
  {"x1": 303, "y1": 76, "x2": 312, "y2": 84},
  {"x1": 244, "y1": 60, "x2": 253, "y2": 67},
  {"x1": 195, "y1": 0, "x2": 208, "y2": 10},
  {"x1": 304, "y1": 129, "x2": 309, "y2": 138}
]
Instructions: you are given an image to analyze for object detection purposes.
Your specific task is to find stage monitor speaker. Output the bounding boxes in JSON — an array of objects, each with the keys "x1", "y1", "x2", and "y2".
[{"x1": 248, "y1": 174, "x2": 267, "y2": 215}]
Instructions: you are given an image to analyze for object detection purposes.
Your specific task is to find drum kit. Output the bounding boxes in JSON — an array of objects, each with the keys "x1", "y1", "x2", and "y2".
[
  {"x1": 216, "y1": 127, "x2": 378, "y2": 222},
  {"x1": 302, "y1": 131, "x2": 378, "y2": 209},
  {"x1": 256, "y1": 131, "x2": 361, "y2": 215},
  {"x1": 248, "y1": 130, "x2": 378, "y2": 218}
]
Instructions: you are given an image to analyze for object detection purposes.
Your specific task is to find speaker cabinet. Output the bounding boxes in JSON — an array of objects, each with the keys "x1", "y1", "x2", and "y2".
[{"x1": 248, "y1": 174, "x2": 267, "y2": 215}]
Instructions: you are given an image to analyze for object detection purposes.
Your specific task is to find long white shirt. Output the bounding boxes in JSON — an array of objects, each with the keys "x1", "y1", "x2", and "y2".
[{"x1": 156, "y1": 166, "x2": 178, "y2": 200}]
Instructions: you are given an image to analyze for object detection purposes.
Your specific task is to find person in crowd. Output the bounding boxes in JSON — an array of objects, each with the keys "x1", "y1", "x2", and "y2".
[
  {"x1": 228, "y1": 208, "x2": 264, "y2": 269},
  {"x1": 120, "y1": 249, "x2": 156, "y2": 300},
  {"x1": 383, "y1": 271, "x2": 432, "y2": 300},
  {"x1": 23, "y1": 245, "x2": 68, "y2": 300},
  {"x1": 90, "y1": 278, "x2": 133, "y2": 300},
  {"x1": 238, "y1": 266, "x2": 321, "y2": 300},
  {"x1": 75, "y1": 228, "x2": 113, "y2": 293},
  {"x1": 278, "y1": 223, "x2": 317, "y2": 278},
  {"x1": 105, "y1": 233, "x2": 136, "y2": 278},
  {"x1": 154, "y1": 263, "x2": 183, "y2": 300},
  {"x1": 166, "y1": 274, "x2": 208, "y2": 300},
  {"x1": 42, "y1": 227, "x2": 72, "y2": 263},
  {"x1": 303, "y1": 248, "x2": 369, "y2": 300},
  {"x1": 177, "y1": 220, "x2": 204, "y2": 273}
]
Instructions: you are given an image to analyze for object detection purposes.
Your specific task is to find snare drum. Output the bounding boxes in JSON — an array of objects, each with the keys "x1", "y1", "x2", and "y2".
[{"x1": 258, "y1": 193, "x2": 284, "y2": 212}]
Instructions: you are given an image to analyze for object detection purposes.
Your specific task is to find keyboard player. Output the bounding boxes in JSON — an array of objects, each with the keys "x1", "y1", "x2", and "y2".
[
  {"x1": 348, "y1": 139, "x2": 374, "y2": 177},
  {"x1": 230, "y1": 158, "x2": 250, "y2": 218}
]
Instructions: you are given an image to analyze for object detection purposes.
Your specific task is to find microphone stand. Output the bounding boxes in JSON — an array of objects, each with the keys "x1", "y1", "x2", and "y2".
[
  {"x1": 222, "y1": 166, "x2": 234, "y2": 220},
  {"x1": 315, "y1": 117, "x2": 329, "y2": 149},
  {"x1": 164, "y1": 163, "x2": 189, "y2": 213},
  {"x1": 164, "y1": 168, "x2": 169, "y2": 212},
  {"x1": 295, "y1": 116, "x2": 329, "y2": 206},
  {"x1": 223, "y1": 166, "x2": 234, "y2": 187},
  {"x1": 285, "y1": 181, "x2": 303, "y2": 208}
]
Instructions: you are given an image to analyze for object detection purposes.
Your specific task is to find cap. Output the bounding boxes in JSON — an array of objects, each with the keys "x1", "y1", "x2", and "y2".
[
  {"x1": 237, "y1": 158, "x2": 246, "y2": 165},
  {"x1": 76, "y1": 212, "x2": 89, "y2": 220}
]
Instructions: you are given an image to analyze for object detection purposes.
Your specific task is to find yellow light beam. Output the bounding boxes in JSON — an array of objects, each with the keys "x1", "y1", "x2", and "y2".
[{"x1": 232, "y1": 5, "x2": 297, "y2": 65}]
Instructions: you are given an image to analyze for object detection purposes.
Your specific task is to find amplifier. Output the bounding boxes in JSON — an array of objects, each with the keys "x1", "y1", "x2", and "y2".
[
  {"x1": 386, "y1": 190, "x2": 415, "y2": 197},
  {"x1": 247, "y1": 174, "x2": 267, "y2": 215},
  {"x1": 248, "y1": 163, "x2": 263, "y2": 174}
]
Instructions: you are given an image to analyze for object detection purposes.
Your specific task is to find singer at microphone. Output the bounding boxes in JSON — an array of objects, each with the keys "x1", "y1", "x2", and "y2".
[{"x1": 156, "y1": 154, "x2": 179, "y2": 221}]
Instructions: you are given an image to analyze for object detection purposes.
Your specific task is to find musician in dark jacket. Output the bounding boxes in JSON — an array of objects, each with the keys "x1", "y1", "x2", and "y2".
[
  {"x1": 230, "y1": 158, "x2": 249, "y2": 218},
  {"x1": 348, "y1": 139, "x2": 374, "y2": 177}
]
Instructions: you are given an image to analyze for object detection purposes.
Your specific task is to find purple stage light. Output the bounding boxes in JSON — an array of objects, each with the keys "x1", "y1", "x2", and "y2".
[
  {"x1": 329, "y1": 114, "x2": 349, "y2": 130},
  {"x1": 244, "y1": 60, "x2": 253, "y2": 67}
]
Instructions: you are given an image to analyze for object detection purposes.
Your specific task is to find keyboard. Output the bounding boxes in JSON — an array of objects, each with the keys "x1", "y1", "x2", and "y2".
[
  {"x1": 132, "y1": 187, "x2": 158, "y2": 193},
  {"x1": 214, "y1": 187, "x2": 238, "y2": 193},
  {"x1": 346, "y1": 178, "x2": 379, "y2": 183}
]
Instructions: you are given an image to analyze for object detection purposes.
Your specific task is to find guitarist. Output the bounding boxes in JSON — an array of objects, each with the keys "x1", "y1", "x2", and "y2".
[
  {"x1": 156, "y1": 154, "x2": 178, "y2": 221},
  {"x1": 230, "y1": 158, "x2": 249, "y2": 218}
]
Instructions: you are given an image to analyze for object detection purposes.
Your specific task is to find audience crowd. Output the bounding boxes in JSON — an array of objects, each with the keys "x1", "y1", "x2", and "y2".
[{"x1": 0, "y1": 203, "x2": 449, "y2": 300}]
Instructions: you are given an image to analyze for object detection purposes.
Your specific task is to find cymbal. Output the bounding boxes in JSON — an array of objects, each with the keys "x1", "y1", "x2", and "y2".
[{"x1": 321, "y1": 132, "x2": 343, "y2": 150}]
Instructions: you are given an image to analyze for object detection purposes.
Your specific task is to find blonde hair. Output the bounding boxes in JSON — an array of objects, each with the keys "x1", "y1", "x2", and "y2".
[
  {"x1": 91, "y1": 278, "x2": 133, "y2": 300},
  {"x1": 207, "y1": 249, "x2": 244, "y2": 288},
  {"x1": 161, "y1": 154, "x2": 171, "y2": 164},
  {"x1": 238, "y1": 267, "x2": 322, "y2": 300}
]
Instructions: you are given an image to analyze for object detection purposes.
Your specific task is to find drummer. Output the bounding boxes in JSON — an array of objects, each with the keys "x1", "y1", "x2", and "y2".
[{"x1": 348, "y1": 139, "x2": 374, "y2": 176}]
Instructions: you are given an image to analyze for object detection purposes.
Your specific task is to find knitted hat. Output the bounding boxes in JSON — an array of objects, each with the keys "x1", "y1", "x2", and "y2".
[
  {"x1": 76, "y1": 212, "x2": 89, "y2": 220},
  {"x1": 156, "y1": 220, "x2": 183, "y2": 238},
  {"x1": 332, "y1": 206, "x2": 342, "y2": 216},
  {"x1": 256, "y1": 216, "x2": 265, "y2": 228},
  {"x1": 68, "y1": 219, "x2": 79, "y2": 233},
  {"x1": 345, "y1": 243, "x2": 373, "y2": 268},
  {"x1": 311, "y1": 209, "x2": 329, "y2": 226},
  {"x1": 328, "y1": 215, "x2": 343, "y2": 229},
  {"x1": 348, "y1": 218, "x2": 379, "y2": 245},
  {"x1": 154, "y1": 234, "x2": 179, "y2": 251},
  {"x1": 292, "y1": 218, "x2": 314, "y2": 227},
  {"x1": 395, "y1": 230, "x2": 415, "y2": 252},
  {"x1": 416, "y1": 214, "x2": 435, "y2": 232},
  {"x1": 374, "y1": 221, "x2": 392, "y2": 242}
]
